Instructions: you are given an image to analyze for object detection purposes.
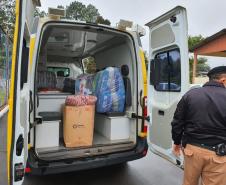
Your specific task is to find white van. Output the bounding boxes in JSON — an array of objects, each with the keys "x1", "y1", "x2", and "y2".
[{"x1": 1, "y1": 0, "x2": 189, "y2": 184}]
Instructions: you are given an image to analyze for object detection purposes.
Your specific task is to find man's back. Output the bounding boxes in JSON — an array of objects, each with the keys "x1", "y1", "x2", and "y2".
[
  {"x1": 173, "y1": 81, "x2": 226, "y2": 146},
  {"x1": 171, "y1": 66, "x2": 226, "y2": 185}
]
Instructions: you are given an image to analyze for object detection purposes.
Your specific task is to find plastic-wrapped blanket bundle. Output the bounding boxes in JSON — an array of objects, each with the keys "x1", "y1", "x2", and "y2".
[
  {"x1": 75, "y1": 74, "x2": 95, "y2": 95},
  {"x1": 93, "y1": 67, "x2": 125, "y2": 113},
  {"x1": 65, "y1": 95, "x2": 97, "y2": 106}
]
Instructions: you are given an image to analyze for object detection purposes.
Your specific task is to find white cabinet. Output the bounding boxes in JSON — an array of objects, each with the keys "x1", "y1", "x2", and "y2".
[
  {"x1": 35, "y1": 121, "x2": 60, "y2": 148},
  {"x1": 95, "y1": 114, "x2": 130, "y2": 140}
]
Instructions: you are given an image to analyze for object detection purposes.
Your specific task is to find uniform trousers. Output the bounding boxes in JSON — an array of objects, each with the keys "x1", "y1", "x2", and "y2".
[{"x1": 183, "y1": 144, "x2": 226, "y2": 185}]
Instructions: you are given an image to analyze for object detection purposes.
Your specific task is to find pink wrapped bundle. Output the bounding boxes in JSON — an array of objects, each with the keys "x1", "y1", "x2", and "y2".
[{"x1": 65, "y1": 95, "x2": 97, "y2": 106}]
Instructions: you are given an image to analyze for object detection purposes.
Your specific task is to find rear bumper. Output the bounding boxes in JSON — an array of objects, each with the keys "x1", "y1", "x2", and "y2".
[{"x1": 27, "y1": 138, "x2": 148, "y2": 175}]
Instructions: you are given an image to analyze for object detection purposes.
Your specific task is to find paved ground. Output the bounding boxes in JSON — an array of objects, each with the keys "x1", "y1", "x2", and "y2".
[{"x1": 23, "y1": 151, "x2": 183, "y2": 185}]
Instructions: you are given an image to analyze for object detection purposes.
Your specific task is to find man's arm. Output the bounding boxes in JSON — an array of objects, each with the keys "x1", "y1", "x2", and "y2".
[{"x1": 171, "y1": 96, "x2": 187, "y2": 145}]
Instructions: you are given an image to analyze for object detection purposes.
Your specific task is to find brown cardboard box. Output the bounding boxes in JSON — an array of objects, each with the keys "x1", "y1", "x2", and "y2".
[{"x1": 63, "y1": 105, "x2": 95, "y2": 148}]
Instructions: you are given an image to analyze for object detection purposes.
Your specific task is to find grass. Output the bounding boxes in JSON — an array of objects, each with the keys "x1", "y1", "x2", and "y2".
[{"x1": 0, "y1": 89, "x2": 7, "y2": 107}]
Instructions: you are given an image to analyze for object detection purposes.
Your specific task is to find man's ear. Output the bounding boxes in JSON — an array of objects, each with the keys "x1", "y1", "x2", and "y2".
[
  {"x1": 221, "y1": 77, "x2": 226, "y2": 87},
  {"x1": 218, "y1": 77, "x2": 225, "y2": 85}
]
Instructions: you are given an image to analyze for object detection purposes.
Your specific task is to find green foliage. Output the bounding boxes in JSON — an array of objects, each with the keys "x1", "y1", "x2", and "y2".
[
  {"x1": 96, "y1": 16, "x2": 111, "y2": 25},
  {"x1": 65, "y1": 1, "x2": 111, "y2": 25},
  {"x1": 66, "y1": 1, "x2": 86, "y2": 20},
  {"x1": 0, "y1": 89, "x2": 7, "y2": 107},
  {"x1": 34, "y1": 8, "x2": 48, "y2": 18},
  {"x1": 0, "y1": 0, "x2": 15, "y2": 39},
  {"x1": 83, "y1": 57, "x2": 97, "y2": 74},
  {"x1": 196, "y1": 58, "x2": 210, "y2": 72},
  {"x1": 188, "y1": 35, "x2": 210, "y2": 82},
  {"x1": 188, "y1": 35, "x2": 205, "y2": 50},
  {"x1": 84, "y1": 4, "x2": 100, "y2": 22}
]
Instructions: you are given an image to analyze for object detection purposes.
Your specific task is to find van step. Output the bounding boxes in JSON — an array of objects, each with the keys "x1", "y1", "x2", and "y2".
[{"x1": 36, "y1": 141, "x2": 134, "y2": 161}]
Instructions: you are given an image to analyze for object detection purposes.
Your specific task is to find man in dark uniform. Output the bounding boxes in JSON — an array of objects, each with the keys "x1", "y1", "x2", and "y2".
[{"x1": 171, "y1": 66, "x2": 226, "y2": 185}]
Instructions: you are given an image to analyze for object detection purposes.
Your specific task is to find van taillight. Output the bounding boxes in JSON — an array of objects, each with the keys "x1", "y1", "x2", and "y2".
[
  {"x1": 140, "y1": 96, "x2": 148, "y2": 137},
  {"x1": 25, "y1": 167, "x2": 31, "y2": 174}
]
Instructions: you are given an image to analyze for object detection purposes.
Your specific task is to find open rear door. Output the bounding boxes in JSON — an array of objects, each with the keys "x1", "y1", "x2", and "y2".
[
  {"x1": 6, "y1": 0, "x2": 40, "y2": 184},
  {"x1": 146, "y1": 6, "x2": 189, "y2": 165}
]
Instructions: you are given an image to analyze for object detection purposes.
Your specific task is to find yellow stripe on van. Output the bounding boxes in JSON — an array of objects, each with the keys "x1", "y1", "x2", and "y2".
[
  {"x1": 7, "y1": 0, "x2": 20, "y2": 183},
  {"x1": 139, "y1": 49, "x2": 147, "y2": 96},
  {"x1": 29, "y1": 35, "x2": 36, "y2": 72}
]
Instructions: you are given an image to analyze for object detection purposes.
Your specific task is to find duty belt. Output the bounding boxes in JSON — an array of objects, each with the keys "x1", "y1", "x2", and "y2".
[
  {"x1": 189, "y1": 142, "x2": 226, "y2": 156},
  {"x1": 189, "y1": 143, "x2": 216, "y2": 152}
]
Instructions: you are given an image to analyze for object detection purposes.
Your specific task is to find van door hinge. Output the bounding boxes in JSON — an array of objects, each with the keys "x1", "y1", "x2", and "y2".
[
  {"x1": 14, "y1": 163, "x2": 24, "y2": 182},
  {"x1": 132, "y1": 113, "x2": 150, "y2": 122},
  {"x1": 16, "y1": 135, "x2": 24, "y2": 156}
]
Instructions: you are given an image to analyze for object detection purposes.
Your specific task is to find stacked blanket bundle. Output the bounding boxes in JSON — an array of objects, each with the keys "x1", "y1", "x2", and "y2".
[{"x1": 67, "y1": 67, "x2": 125, "y2": 113}]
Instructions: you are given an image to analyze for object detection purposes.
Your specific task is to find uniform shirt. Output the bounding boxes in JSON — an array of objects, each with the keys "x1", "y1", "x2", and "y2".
[{"x1": 171, "y1": 81, "x2": 226, "y2": 146}]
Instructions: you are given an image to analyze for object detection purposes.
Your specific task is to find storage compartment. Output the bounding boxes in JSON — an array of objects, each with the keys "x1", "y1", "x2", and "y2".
[
  {"x1": 37, "y1": 92, "x2": 71, "y2": 113},
  {"x1": 35, "y1": 121, "x2": 60, "y2": 149},
  {"x1": 95, "y1": 114, "x2": 130, "y2": 140},
  {"x1": 33, "y1": 23, "x2": 138, "y2": 161}
]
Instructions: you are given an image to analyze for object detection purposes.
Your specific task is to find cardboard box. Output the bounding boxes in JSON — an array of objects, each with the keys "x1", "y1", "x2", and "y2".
[
  {"x1": 95, "y1": 114, "x2": 130, "y2": 140},
  {"x1": 63, "y1": 105, "x2": 95, "y2": 148},
  {"x1": 35, "y1": 121, "x2": 60, "y2": 149}
]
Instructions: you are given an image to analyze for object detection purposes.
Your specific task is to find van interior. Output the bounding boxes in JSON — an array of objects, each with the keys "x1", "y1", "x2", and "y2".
[{"x1": 33, "y1": 23, "x2": 138, "y2": 161}]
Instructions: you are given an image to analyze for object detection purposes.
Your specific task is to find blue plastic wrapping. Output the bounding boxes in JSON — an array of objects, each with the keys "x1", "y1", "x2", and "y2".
[{"x1": 93, "y1": 67, "x2": 125, "y2": 113}]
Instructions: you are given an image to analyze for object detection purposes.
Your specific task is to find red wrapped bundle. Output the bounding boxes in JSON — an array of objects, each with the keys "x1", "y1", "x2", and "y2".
[{"x1": 65, "y1": 95, "x2": 97, "y2": 106}]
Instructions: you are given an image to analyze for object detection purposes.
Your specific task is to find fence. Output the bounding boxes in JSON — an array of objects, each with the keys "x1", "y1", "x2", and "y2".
[{"x1": 0, "y1": 26, "x2": 12, "y2": 109}]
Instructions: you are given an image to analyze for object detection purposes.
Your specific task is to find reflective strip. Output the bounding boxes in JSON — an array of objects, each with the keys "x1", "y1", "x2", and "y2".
[
  {"x1": 7, "y1": 0, "x2": 20, "y2": 183},
  {"x1": 139, "y1": 49, "x2": 147, "y2": 96},
  {"x1": 0, "y1": 105, "x2": 9, "y2": 119}
]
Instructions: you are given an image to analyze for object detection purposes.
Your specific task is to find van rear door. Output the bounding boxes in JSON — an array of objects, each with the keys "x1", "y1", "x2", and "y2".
[
  {"x1": 7, "y1": 0, "x2": 40, "y2": 184},
  {"x1": 146, "y1": 6, "x2": 189, "y2": 164}
]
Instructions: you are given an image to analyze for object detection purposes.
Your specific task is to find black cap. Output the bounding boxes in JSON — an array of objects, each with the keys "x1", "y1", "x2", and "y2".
[{"x1": 207, "y1": 66, "x2": 226, "y2": 77}]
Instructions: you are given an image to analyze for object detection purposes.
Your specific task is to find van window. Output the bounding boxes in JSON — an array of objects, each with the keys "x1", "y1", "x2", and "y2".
[
  {"x1": 82, "y1": 57, "x2": 97, "y2": 74},
  {"x1": 155, "y1": 49, "x2": 181, "y2": 92},
  {"x1": 47, "y1": 67, "x2": 70, "y2": 77},
  {"x1": 0, "y1": 27, "x2": 12, "y2": 108},
  {"x1": 20, "y1": 39, "x2": 29, "y2": 89}
]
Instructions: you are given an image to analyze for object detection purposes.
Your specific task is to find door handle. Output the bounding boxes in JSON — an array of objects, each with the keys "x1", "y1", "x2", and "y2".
[
  {"x1": 158, "y1": 110, "x2": 165, "y2": 116},
  {"x1": 16, "y1": 135, "x2": 24, "y2": 156}
]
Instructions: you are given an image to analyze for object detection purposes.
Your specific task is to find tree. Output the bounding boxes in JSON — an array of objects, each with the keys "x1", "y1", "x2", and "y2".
[
  {"x1": 65, "y1": 1, "x2": 111, "y2": 25},
  {"x1": 34, "y1": 8, "x2": 48, "y2": 18},
  {"x1": 84, "y1": 4, "x2": 99, "y2": 22},
  {"x1": 0, "y1": 0, "x2": 15, "y2": 39},
  {"x1": 188, "y1": 35, "x2": 205, "y2": 50},
  {"x1": 96, "y1": 16, "x2": 111, "y2": 26},
  {"x1": 188, "y1": 35, "x2": 210, "y2": 82}
]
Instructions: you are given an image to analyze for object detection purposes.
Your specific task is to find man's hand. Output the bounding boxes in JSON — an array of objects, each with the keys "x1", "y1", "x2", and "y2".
[{"x1": 173, "y1": 144, "x2": 181, "y2": 157}]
